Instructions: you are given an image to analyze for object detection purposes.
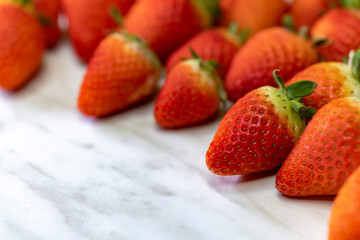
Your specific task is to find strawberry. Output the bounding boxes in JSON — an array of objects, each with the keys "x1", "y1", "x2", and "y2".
[
  {"x1": 310, "y1": 9, "x2": 360, "y2": 62},
  {"x1": 34, "y1": 0, "x2": 61, "y2": 48},
  {"x1": 77, "y1": 32, "x2": 161, "y2": 117},
  {"x1": 329, "y1": 166, "x2": 360, "y2": 240},
  {"x1": 290, "y1": 0, "x2": 340, "y2": 29},
  {"x1": 154, "y1": 50, "x2": 226, "y2": 129},
  {"x1": 286, "y1": 50, "x2": 360, "y2": 110},
  {"x1": 124, "y1": 0, "x2": 217, "y2": 61},
  {"x1": 276, "y1": 97, "x2": 360, "y2": 196},
  {"x1": 0, "y1": 2, "x2": 45, "y2": 90},
  {"x1": 62, "y1": 0, "x2": 135, "y2": 62},
  {"x1": 165, "y1": 24, "x2": 246, "y2": 78},
  {"x1": 219, "y1": 0, "x2": 288, "y2": 37},
  {"x1": 225, "y1": 27, "x2": 318, "y2": 102},
  {"x1": 206, "y1": 71, "x2": 317, "y2": 175}
]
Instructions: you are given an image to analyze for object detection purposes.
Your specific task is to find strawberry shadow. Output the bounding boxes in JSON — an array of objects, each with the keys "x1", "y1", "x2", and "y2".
[
  {"x1": 277, "y1": 193, "x2": 335, "y2": 201},
  {"x1": 237, "y1": 167, "x2": 280, "y2": 183}
]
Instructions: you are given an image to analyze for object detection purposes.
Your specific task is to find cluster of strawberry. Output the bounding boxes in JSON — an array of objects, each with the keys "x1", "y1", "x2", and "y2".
[{"x1": 1, "y1": 0, "x2": 360, "y2": 238}]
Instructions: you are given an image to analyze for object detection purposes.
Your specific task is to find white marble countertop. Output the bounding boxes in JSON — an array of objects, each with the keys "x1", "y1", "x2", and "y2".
[{"x1": 0, "y1": 40, "x2": 333, "y2": 240}]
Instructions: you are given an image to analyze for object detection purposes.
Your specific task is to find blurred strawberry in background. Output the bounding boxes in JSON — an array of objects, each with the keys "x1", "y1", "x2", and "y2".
[
  {"x1": 166, "y1": 23, "x2": 246, "y2": 78},
  {"x1": 0, "y1": 1, "x2": 45, "y2": 90},
  {"x1": 34, "y1": 0, "x2": 61, "y2": 49},
  {"x1": 290, "y1": 0, "x2": 340, "y2": 30},
  {"x1": 219, "y1": 0, "x2": 288, "y2": 37},
  {"x1": 61, "y1": 0, "x2": 135, "y2": 62},
  {"x1": 125, "y1": 0, "x2": 218, "y2": 61}
]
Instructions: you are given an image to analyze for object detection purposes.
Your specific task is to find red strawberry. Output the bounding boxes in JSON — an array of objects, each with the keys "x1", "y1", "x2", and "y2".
[
  {"x1": 225, "y1": 27, "x2": 318, "y2": 102},
  {"x1": 219, "y1": 0, "x2": 288, "y2": 37},
  {"x1": 77, "y1": 32, "x2": 161, "y2": 117},
  {"x1": 310, "y1": 9, "x2": 360, "y2": 62},
  {"x1": 206, "y1": 71, "x2": 317, "y2": 175},
  {"x1": 34, "y1": 0, "x2": 61, "y2": 48},
  {"x1": 62, "y1": 0, "x2": 134, "y2": 62},
  {"x1": 329, "y1": 166, "x2": 360, "y2": 240},
  {"x1": 165, "y1": 24, "x2": 245, "y2": 78},
  {"x1": 124, "y1": 0, "x2": 217, "y2": 61},
  {"x1": 155, "y1": 51, "x2": 226, "y2": 129},
  {"x1": 290, "y1": 0, "x2": 340, "y2": 29},
  {"x1": 0, "y1": 2, "x2": 45, "y2": 90},
  {"x1": 286, "y1": 51, "x2": 360, "y2": 110},
  {"x1": 276, "y1": 97, "x2": 360, "y2": 196}
]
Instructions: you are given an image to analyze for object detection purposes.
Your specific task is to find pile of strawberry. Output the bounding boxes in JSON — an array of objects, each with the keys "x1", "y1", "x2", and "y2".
[{"x1": 2, "y1": 0, "x2": 360, "y2": 238}]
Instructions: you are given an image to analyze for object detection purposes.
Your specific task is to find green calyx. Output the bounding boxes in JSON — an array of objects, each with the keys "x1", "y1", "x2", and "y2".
[
  {"x1": 194, "y1": 0, "x2": 220, "y2": 22},
  {"x1": 341, "y1": 0, "x2": 360, "y2": 9},
  {"x1": 273, "y1": 70, "x2": 318, "y2": 119},
  {"x1": 189, "y1": 47, "x2": 227, "y2": 102},
  {"x1": 37, "y1": 13, "x2": 53, "y2": 27},
  {"x1": 15, "y1": 0, "x2": 32, "y2": 6},
  {"x1": 349, "y1": 49, "x2": 360, "y2": 80},
  {"x1": 282, "y1": 14, "x2": 309, "y2": 39},
  {"x1": 109, "y1": 6, "x2": 161, "y2": 67},
  {"x1": 109, "y1": 6, "x2": 124, "y2": 27},
  {"x1": 228, "y1": 22, "x2": 250, "y2": 44}
]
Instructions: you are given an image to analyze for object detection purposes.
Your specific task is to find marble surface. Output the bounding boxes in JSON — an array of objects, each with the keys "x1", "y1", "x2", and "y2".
[{"x1": 0, "y1": 40, "x2": 334, "y2": 240}]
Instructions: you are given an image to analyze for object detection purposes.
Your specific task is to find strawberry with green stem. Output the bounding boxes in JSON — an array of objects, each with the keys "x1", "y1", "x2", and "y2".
[
  {"x1": 276, "y1": 97, "x2": 360, "y2": 197},
  {"x1": 77, "y1": 9, "x2": 161, "y2": 117},
  {"x1": 206, "y1": 70, "x2": 317, "y2": 175},
  {"x1": 225, "y1": 27, "x2": 318, "y2": 102},
  {"x1": 286, "y1": 49, "x2": 360, "y2": 110},
  {"x1": 155, "y1": 49, "x2": 227, "y2": 129},
  {"x1": 310, "y1": 5, "x2": 360, "y2": 62},
  {"x1": 166, "y1": 23, "x2": 249, "y2": 78},
  {"x1": 124, "y1": 0, "x2": 219, "y2": 61}
]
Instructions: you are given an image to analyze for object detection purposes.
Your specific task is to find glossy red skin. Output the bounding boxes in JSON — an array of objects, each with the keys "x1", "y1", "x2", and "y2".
[
  {"x1": 286, "y1": 62, "x2": 359, "y2": 110},
  {"x1": 206, "y1": 87, "x2": 302, "y2": 175},
  {"x1": 165, "y1": 28, "x2": 242, "y2": 78},
  {"x1": 78, "y1": 34, "x2": 161, "y2": 117},
  {"x1": 329, "y1": 167, "x2": 360, "y2": 240},
  {"x1": 125, "y1": 0, "x2": 209, "y2": 61},
  {"x1": 154, "y1": 61, "x2": 220, "y2": 129},
  {"x1": 0, "y1": 4, "x2": 45, "y2": 90},
  {"x1": 276, "y1": 98, "x2": 360, "y2": 197},
  {"x1": 225, "y1": 27, "x2": 318, "y2": 102},
  {"x1": 62, "y1": 0, "x2": 134, "y2": 62},
  {"x1": 34, "y1": 0, "x2": 61, "y2": 48},
  {"x1": 311, "y1": 9, "x2": 360, "y2": 62},
  {"x1": 291, "y1": 0, "x2": 340, "y2": 29},
  {"x1": 220, "y1": 0, "x2": 287, "y2": 37}
]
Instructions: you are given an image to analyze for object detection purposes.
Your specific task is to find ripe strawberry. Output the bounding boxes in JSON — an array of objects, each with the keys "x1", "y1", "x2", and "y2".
[
  {"x1": 310, "y1": 9, "x2": 360, "y2": 62},
  {"x1": 34, "y1": 0, "x2": 61, "y2": 48},
  {"x1": 225, "y1": 27, "x2": 318, "y2": 102},
  {"x1": 206, "y1": 71, "x2": 317, "y2": 175},
  {"x1": 286, "y1": 51, "x2": 360, "y2": 110},
  {"x1": 290, "y1": 0, "x2": 340, "y2": 29},
  {"x1": 276, "y1": 97, "x2": 360, "y2": 196},
  {"x1": 329, "y1": 166, "x2": 360, "y2": 240},
  {"x1": 77, "y1": 32, "x2": 161, "y2": 117},
  {"x1": 165, "y1": 24, "x2": 246, "y2": 78},
  {"x1": 155, "y1": 51, "x2": 226, "y2": 129},
  {"x1": 0, "y1": 2, "x2": 45, "y2": 90},
  {"x1": 124, "y1": 0, "x2": 217, "y2": 61},
  {"x1": 62, "y1": 0, "x2": 135, "y2": 62},
  {"x1": 219, "y1": 0, "x2": 288, "y2": 37}
]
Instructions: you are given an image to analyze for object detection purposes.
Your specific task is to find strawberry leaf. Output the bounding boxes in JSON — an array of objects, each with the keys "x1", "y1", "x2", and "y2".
[
  {"x1": 351, "y1": 49, "x2": 360, "y2": 80},
  {"x1": 286, "y1": 81, "x2": 318, "y2": 100},
  {"x1": 109, "y1": 6, "x2": 124, "y2": 27},
  {"x1": 273, "y1": 69, "x2": 286, "y2": 95},
  {"x1": 282, "y1": 14, "x2": 295, "y2": 33},
  {"x1": 341, "y1": 0, "x2": 360, "y2": 9}
]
